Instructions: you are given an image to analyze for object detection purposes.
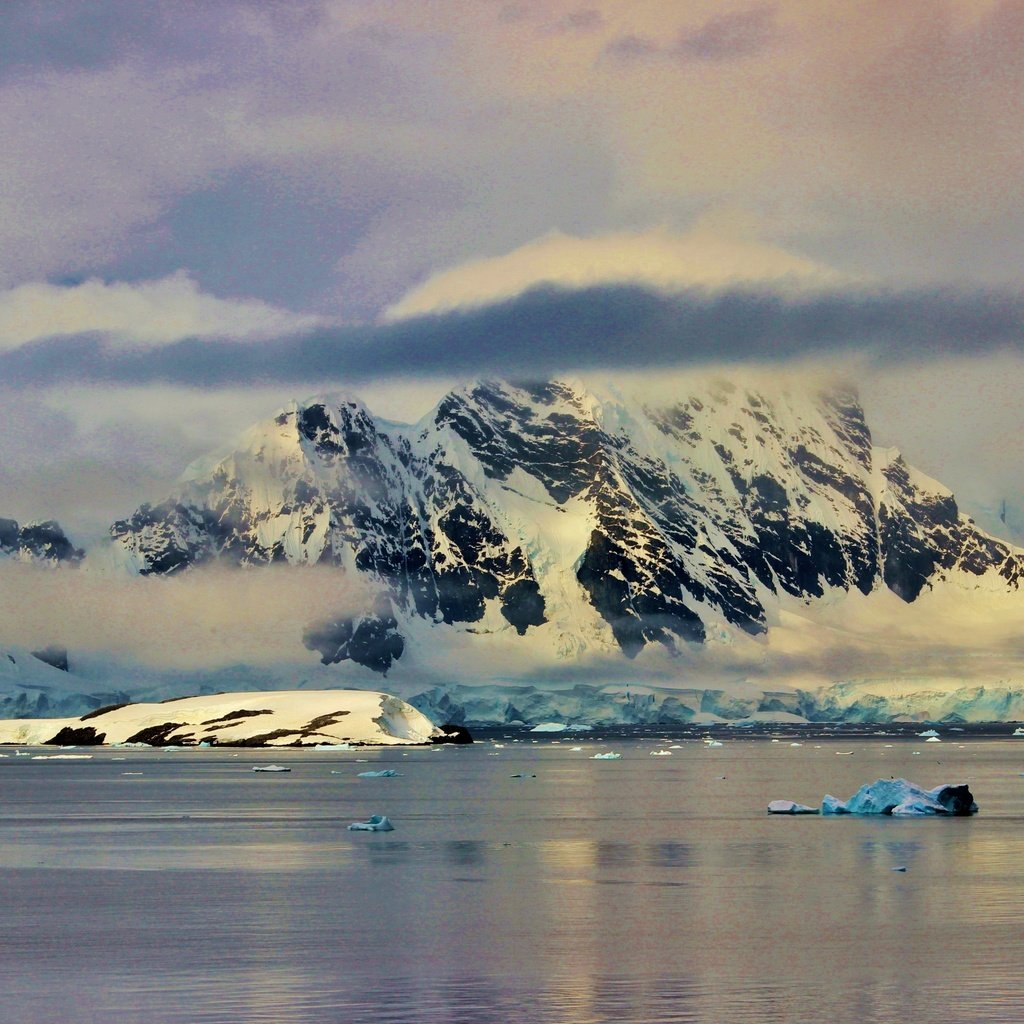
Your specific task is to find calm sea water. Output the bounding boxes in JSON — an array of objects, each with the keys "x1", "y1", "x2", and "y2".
[{"x1": 1, "y1": 732, "x2": 1023, "y2": 1023}]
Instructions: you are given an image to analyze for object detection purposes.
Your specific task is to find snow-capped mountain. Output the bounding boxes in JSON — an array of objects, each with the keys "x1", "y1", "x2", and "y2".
[
  {"x1": 0, "y1": 517, "x2": 82, "y2": 565},
  {"x1": 108, "y1": 377, "x2": 1024, "y2": 677}
]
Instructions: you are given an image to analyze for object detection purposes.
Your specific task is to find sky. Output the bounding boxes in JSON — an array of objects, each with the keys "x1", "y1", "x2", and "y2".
[{"x1": 1, "y1": 0, "x2": 1023, "y2": 546}]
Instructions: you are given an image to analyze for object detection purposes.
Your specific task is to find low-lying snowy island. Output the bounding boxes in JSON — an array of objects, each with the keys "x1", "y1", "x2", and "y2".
[{"x1": 0, "y1": 690, "x2": 468, "y2": 747}]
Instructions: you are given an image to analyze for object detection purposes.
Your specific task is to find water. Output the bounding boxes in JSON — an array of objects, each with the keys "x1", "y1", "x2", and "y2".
[{"x1": 2, "y1": 734, "x2": 1023, "y2": 1023}]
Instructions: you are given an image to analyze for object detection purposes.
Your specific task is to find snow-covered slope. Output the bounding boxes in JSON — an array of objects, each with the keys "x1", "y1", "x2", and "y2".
[
  {"x1": 107, "y1": 377, "x2": 1023, "y2": 679},
  {"x1": 0, "y1": 643, "x2": 129, "y2": 718},
  {"x1": 0, "y1": 689, "x2": 446, "y2": 746}
]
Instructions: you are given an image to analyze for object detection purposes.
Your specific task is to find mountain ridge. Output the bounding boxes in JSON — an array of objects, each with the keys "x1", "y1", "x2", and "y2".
[{"x1": 106, "y1": 376, "x2": 1023, "y2": 676}]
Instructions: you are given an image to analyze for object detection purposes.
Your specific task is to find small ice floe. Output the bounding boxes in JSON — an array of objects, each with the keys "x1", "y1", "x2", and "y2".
[
  {"x1": 316, "y1": 743, "x2": 351, "y2": 750},
  {"x1": 357, "y1": 769, "x2": 401, "y2": 778},
  {"x1": 32, "y1": 754, "x2": 92, "y2": 760},
  {"x1": 531, "y1": 722, "x2": 567, "y2": 733},
  {"x1": 821, "y1": 779, "x2": 977, "y2": 816},
  {"x1": 705, "y1": 740, "x2": 724, "y2": 748},
  {"x1": 14, "y1": 750, "x2": 31, "y2": 756},
  {"x1": 347, "y1": 814, "x2": 394, "y2": 832},
  {"x1": 510, "y1": 773, "x2": 536, "y2": 779},
  {"x1": 836, "y1": 751, "x2": 854, "y2": 756},
  {"x1": 650, "y1": 750, "x2": 673, "y2": 756},
  {"x1": 670, "y1": 745, "x2": 682, "y2": 750},
  {"x1": 252, "y1": 764, "x2": 290, "y2": 773},
  {"x1": 767, "y1": 799, "x2": 819, "y2": 815},
  {"x1": 790, "y1": 743, "x2": 802, "y2": 748},
  {"x1": 925, "y1": 736, "x2": 941, "y2": 743},
  {"x1": 892, "y1": 866, "x2": 908, "y2": 872},
  {"x1": 591, "y1": 752, "x2": 621, "y2": 760},
  {"x1": 918, "y1": 729, "x2": 940, "y2": 738},
  {"x1": 1013, "y1": 727, "x2": 1024, "y2": 737},
  {"x1": 122, "y1": 772, "x2": 143, "y2": 776},
  {"x1": 570, "y1": 746, "x2": 583, "y2": 752}
]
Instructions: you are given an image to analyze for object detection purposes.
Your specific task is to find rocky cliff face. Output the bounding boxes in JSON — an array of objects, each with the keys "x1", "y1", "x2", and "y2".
[
  {"x1": 0, "y1": 517, "x2": 83, "y2": 565},
  {"x1": 109, "y1": 378, "x2": 1023, "y2": 673}
]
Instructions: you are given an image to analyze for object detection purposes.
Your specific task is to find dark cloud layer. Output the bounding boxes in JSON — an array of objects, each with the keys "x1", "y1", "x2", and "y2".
[{"x1": 1, "y1": 283, "x2": 1021, "y2": 388}]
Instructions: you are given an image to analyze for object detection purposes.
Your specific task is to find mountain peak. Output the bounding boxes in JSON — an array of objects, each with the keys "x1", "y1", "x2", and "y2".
[{"x1": 107, "y1": 376, "x2": 1023, "y2": 674}]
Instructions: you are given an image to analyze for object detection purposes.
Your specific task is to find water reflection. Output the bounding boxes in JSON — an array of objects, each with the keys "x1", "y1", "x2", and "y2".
[{"x1": 2, "y1": 742, "x2": 1024, "y2": 1022}]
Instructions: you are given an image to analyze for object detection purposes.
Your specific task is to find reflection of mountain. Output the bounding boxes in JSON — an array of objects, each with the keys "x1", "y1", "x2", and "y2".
[{"x1": 107, "y1": 377, "x2": 1022, "y2": 675}]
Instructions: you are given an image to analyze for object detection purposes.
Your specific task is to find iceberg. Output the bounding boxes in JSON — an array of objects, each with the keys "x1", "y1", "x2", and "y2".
[
  {"x1": 252, "y1": 764, "x2": 290, "y2": 773},
  {"x1": 918, "y1": 729, "x2": 940, "y2": 738},
  {"x1": 531, "y1": 722, "x2": 567, "y2": 733},
  {"x1": 347, "y1": 814, "x2": 395, "y2": 831},
  {"x1": 357, "y1": 769, "x2": 401, "y2": 778},
  {"x1": 925, "y1": 736, "x2": 941, "y2": 743},
  {"x1": 591, "y1": 752, "x2": 621, "y2": 760},
  {"x1": 1013, "y1": 727, "x2": 1024, "y2": 736},
  {"x1": 821, "y1": 779, "x2": 977, "y2": 816},
  {"x1": 767, "y1": 799, "x2": 819, "y2": 815}
]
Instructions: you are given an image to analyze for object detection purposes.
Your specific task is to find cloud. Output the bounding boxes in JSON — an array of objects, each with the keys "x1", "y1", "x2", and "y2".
[
  {"x1": 673, "y1": 6, "x2": 780, "y2": 62},
  {"x1": 385, "y1": 219, "x2": 851, "y2": 319},
  {"x1": 1, "y1": 281, "x2": 1021, "y2": 390},
  {"x1": 0, "y1": 272, "x2": 324, "y2": 351},
  {"x1": 606, "y1": 6, "x2": 780, "y2": 64},
  {"x1": 0, "y1": 561, "x2": 374, "y2": 670}
]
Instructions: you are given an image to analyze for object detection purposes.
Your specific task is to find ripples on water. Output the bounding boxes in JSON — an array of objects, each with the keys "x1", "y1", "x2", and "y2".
[{"x1": 1, "y1": 733, "x2": 1023, "y2": 1022}]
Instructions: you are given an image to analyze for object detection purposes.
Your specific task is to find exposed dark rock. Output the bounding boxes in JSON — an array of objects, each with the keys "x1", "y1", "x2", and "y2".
[
  {"x1": 304, "y1": 594, "x2": 405, "y2": 674},
  {"x1": 0, "y1": 518, "x2": 83, "y2": 564},
  {"x1": 431, "y1": 723, "x2": 474, "y2": 744},
  {"x1": 81, "y1": 701, "x2": 134, "y2": 721},
  {"x1": 124, "y1": 722, "x2": 187, "y2": 745},
  {"x1": 200, "y1": 708, "x2": 273, "y2": 726},
  {"x1": 31, "y1": 645, "x2": 70, "y2": 672},
  {"x1": 45, "y1": 725, "x2": 105, "y2": 745}
]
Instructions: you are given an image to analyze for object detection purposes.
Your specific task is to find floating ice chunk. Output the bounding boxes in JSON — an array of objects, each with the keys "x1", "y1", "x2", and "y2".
[
  {"x1": 925, "y1": 736, "x2": 941, "y2": 743},
  {"x1": 821, "y1": 779, "x2": 977, "y2": 816},
  {"x1": 316, "y1": 743, "x2": 351, "y2": 750},
  {"x1": 790, "y1": 743, "x2": 802, "y2": 747},
  {"x1": 918, "y1": 729, "x2": 940, "y2": 738},
  {"x1": 531, "y1": 722, "x2": 567, "y2": 733},
  {"x1": 705, "y1": 740, "x2": 724, "y2": 748},
  {"x1": 357, "y1": 769, "x2": 401, "y2": 778},
  {"x1": 1013, "y1": 727, "x2": 1024, "y2": 737},
  {"x1": 252, "y1": 764, "x2": 290, "y2": 773},
  {"x1": 767, "y1": 799, "x2": 819, "y2": 815},
  {"x1": 32, "y1": 754, "x2": 92, "y2": 760},
  {"x1": 836, "y1": 751, "x2": 853, "y2": 755},
  {"x1": 570, "y1": 746, "x2": 583, "y2": 752},
  {"x1": 892, "y1": 866, "x2": 908, "y2": 872},
  {"x1": 650, "y1": 750, "x2": 673, "y2": 756},
  {"x1": 348, "y1": 814, "x2": 394, "y2": 831},
  {"x1": 591, "y1": 752, "x2": 621, "y2": 760}
]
